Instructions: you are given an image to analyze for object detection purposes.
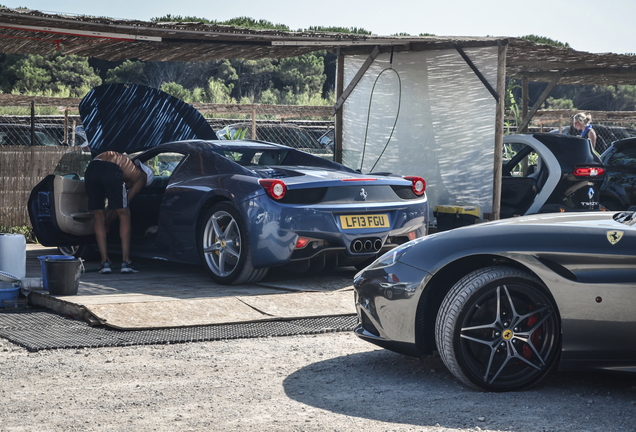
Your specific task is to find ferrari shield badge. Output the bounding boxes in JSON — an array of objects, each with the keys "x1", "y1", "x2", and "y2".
[{"x1": 607, "y1": 230, "x2": 624, "y2": 245}]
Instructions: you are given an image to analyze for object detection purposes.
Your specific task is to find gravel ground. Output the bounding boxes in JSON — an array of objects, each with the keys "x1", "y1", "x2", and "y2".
[{"x1": 1, "y1": 331, "x2": 636, "y2": 431}]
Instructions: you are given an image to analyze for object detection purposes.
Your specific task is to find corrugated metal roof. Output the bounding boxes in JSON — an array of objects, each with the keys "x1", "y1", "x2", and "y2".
[{"x1": 0, "y1": 7, "x2": 635, "y2": 85}]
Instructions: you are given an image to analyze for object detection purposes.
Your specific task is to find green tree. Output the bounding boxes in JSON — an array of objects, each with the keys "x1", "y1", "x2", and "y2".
[
  {"x1": 314, "y1": 50, "x2": 337, "y2": 98},
  {"x1": 0, "y1": 53, "x2": 24, "y2": 92},
  {"x1": 259, "y1": 88, "x2": 280, "y2": 104},
  {"x1": 9, "y1": 53, "x2": 101, "y2": 97},
  {"x1": 151, "y1": 14, "x2": 290, "y2": 30},
  {"x1": 160, "y1": 82, "x2": 192, "y2": 101},
  {"x1": 521, "y1": 35, "x2": 570, "y2": 48},
  {"x1": 305, "y1": 26, "x2": 372, "y2": 35},
  {"x1": 12, "y1": 60, "x2": 50, "y2": 93},
  {"x1": 205, "y1": 77, "x2": 235, "y2": 103},
  {"x1": 274, "y1": 53, "x2": 326, "y2": 95},
  {"x1": 221, "y1": 16, "x2": 290, "y2": 31},
  {"x1": 544, "y1": 97, "x2": 575, "y2": 110},
  {"x1": 104, "y1": 60, "x2": 145, "y2": 85},
  {"x1": 573, "y1": 85, "x2": 636, "y2": 111},
  {"x1": 205, "y1": 58, "x2": 275, "y2": 101}
]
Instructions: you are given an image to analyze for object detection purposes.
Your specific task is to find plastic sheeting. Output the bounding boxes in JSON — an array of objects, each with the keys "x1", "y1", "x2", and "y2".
[
  {"x1": 79, "y1": 83, "x2": 217, "y2": 155},
  {"x1": 342, "y1": 47, "x2": 499, "y2": 220}
]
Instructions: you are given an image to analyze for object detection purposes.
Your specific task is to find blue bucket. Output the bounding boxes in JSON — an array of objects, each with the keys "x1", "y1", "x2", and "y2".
[
  {"x1": 0, "y1": 284, "x2": 19, "y2": 305},
  {"x1": 38, "y1": 255, "x2": 75, "y2": 291}
]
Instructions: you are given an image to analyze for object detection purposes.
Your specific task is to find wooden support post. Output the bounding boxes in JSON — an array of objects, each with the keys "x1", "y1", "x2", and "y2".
[
  {"x1": 64, "y1": 109, "x2": 69, "y2": 144},
  {"x1": 335, "y1": 50, "x2": 345, "y2": 164},
  {"x1": 517, "y1": 72, "x2": 561, "y2": 133},
  {"x1": 251, "y1": 106, "x2": 256, "y2": 140},
  {"x1": 492, "y1": 42, "x2": 508, "y2": 221},
  {"x1": 521, "y1": 74, "x2": 529, "y2": 133},
  {"x1": 332, "y1": 46, "x2": 379, "y2": 116},
  {"x1": 30, "y1": 101, "x2": 35, "y2": 146}
]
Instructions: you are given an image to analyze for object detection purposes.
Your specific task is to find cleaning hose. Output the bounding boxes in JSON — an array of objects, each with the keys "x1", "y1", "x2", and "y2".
[{"x1": 359, "y1": 66, "x2": 402, "y2": 173}]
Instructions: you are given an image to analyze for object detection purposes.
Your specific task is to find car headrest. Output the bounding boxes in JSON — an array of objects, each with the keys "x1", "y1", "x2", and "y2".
[{"x1": 258, "y1": 151, "x2": 280, "y2": 166}]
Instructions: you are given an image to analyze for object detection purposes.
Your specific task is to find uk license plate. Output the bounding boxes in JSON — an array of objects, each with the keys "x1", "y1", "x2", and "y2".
[{"x1": 340, "y1": 214, "x2": 390, "y2": 229}]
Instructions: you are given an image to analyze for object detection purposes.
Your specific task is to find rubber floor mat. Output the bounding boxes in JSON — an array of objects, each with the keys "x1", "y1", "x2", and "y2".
[{"x1": 0, "y1": 309, "x2": 358, "y2": 352}]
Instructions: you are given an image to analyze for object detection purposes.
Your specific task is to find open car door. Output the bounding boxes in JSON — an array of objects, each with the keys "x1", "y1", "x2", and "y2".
[{"x1": 28, "y1": 151, "x2": 96, "y2": 247}]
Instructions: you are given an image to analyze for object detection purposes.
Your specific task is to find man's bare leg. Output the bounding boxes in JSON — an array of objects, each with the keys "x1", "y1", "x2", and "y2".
[
  {"x1": 93, "y1": 209, "x2": 110, "y2": 264},
  {"x1": 116, "y1": 208, "x2": 131, "y2": 264}
]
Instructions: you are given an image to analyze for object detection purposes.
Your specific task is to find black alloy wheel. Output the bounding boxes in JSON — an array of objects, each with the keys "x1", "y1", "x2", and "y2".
[{"x1": 435, "y1": 266, "x2": 560, "y2": 392}]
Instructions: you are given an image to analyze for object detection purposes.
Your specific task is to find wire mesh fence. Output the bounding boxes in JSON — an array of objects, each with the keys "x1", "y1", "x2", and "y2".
[
  {"x1": 0, "y1": 115, "x2": 86, "y2": 147},
  {"x1": 198, "y1": 103, "x2": 334, "y2": 158},
  {"x1": 505, "y1": 110, "x2": 636, "y2": 153}
]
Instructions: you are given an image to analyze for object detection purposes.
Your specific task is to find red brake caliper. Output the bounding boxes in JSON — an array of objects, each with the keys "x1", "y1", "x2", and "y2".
[{"x1": 522, "y1": 305, "x2": 541, "y2": 360}]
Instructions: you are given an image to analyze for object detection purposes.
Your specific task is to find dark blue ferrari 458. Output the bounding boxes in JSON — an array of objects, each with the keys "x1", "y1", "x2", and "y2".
[{"x1": 28, "y1": 84, "x2": 428, "y2": 284}]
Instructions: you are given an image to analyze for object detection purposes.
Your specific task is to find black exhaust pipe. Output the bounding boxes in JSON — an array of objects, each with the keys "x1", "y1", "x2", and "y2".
[
  {"x1": 364, "y1": 240, "x2": 373, "y2": 251},
  {"x1": 352, "y1": 240, "x2": 363, "y2": 252},
  {"x1": 373, "y1": 239, "x2": 383, "y2": 251}
]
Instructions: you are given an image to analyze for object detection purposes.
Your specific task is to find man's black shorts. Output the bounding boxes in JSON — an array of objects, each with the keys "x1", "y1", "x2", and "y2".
[{"x1": 85, "y1": 160, "x2": 128, "y2": 211}]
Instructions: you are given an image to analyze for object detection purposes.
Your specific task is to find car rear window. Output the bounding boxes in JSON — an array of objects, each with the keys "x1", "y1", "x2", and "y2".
[{"x1": 608, "y1": 145, "x2": 636, "y2": 166}]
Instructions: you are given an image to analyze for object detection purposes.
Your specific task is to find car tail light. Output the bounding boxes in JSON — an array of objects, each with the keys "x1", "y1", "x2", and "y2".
[
  {"x1": 388, "y1": 273, "x2": 400, "y2": 283},
  {"x1": 295, "y1": 237, "x2": 310, "y2": 249},
  {"x1": 259, "y1": 179, "x2": 286, "y2": 200},
  {"x1": 408, "y1": 231, "x2": 417, "y2": 241},
  {"x1": 403, "y1": 176, "x2": 426, "y2": 196},
  {"x1": 574, "y1": 166, "x2": 605, "y2": 177}
]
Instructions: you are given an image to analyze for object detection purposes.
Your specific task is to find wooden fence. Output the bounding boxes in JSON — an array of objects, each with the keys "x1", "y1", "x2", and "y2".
[{"x1": 0, "y1": 146, "x2": 71, "y2": 227}]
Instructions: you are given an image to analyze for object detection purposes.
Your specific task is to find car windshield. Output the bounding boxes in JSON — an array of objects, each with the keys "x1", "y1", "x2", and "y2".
[
  {"x1": 35, "y1": 131, "x2": 58, "y2": 146},
  {"x1": 143, "y1": 153, "x2": 185, "y2": 177},
  {"x1": 257, "y1": 127, "x2": 322, "y2": 149},
  {"x1": 212, "y1": 147, "x2": 289, "y2": 166}
]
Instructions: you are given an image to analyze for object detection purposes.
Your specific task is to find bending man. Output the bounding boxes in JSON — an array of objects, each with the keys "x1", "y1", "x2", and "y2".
[{"x1": 84, "y1": 151, "x2": 154, "y2": 274}]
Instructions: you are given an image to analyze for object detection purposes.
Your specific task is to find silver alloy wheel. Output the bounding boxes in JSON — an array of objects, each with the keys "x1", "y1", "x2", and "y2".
[
  {"x1": 58, "y1": 245, "x2": 80, "y2": 256},
  {"x1": 202, "y1": 210, "x2": 242, "y2": 278}
]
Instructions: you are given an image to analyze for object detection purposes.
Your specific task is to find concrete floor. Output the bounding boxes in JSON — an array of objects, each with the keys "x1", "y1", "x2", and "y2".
[{"x1": 25, "y1": 244, "x2": 357, "y2": 330}]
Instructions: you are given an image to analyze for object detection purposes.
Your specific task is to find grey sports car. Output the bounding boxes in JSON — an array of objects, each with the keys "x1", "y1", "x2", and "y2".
[{"x1": 353, "y1": 211, "x2": 636, "y2": 391}]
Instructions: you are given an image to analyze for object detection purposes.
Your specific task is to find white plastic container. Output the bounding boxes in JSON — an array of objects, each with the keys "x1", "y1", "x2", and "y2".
[
  {"x1": 19, "y1": 277, "x2": 43, "y2": 289},
  {"x1": 0, "y1": 233, "x2": 26, "y2": 280}
]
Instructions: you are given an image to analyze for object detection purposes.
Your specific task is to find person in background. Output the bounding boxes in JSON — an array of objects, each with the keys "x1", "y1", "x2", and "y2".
[
  {"x1": 573, "y1": 112, "x2": 598, "y2": 150},
  {"x1": 84, "y1": 151, "x2": 154, "y2": 274}
]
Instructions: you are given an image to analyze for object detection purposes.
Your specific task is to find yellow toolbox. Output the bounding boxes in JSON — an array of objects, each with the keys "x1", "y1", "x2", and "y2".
[{"x1": 433, "y1": 205, "x2": 480, "y2": 231}]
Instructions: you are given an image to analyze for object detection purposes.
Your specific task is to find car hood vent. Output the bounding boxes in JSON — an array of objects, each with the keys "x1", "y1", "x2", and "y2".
[{"x1": 255, "y1": 169, "x2": 290, "y2": 179}]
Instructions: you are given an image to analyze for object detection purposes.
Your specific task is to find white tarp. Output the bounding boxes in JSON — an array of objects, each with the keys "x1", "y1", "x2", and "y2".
[{"x1": 342, "y1": 47, "x2": 499, "y2": 220}]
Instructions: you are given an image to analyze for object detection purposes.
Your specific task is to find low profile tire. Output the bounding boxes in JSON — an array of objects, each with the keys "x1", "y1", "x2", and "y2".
[
  {"x1": 435, "y1": 266, "x2": 560, "y2": 392},
  {"x1": 198, "y1": 202, "x2": 268, "y2": 285}
]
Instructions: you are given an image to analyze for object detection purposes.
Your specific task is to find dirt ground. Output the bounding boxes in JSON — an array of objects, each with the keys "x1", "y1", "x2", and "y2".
[{"x1": 1, "y1": 331, "x2": 635, "y2": 431}]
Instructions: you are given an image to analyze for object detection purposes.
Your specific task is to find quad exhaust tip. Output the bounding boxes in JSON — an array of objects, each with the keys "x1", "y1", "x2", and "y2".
[{"x1": 352, "y1": 238, "x2": 383, "y2": 253}]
